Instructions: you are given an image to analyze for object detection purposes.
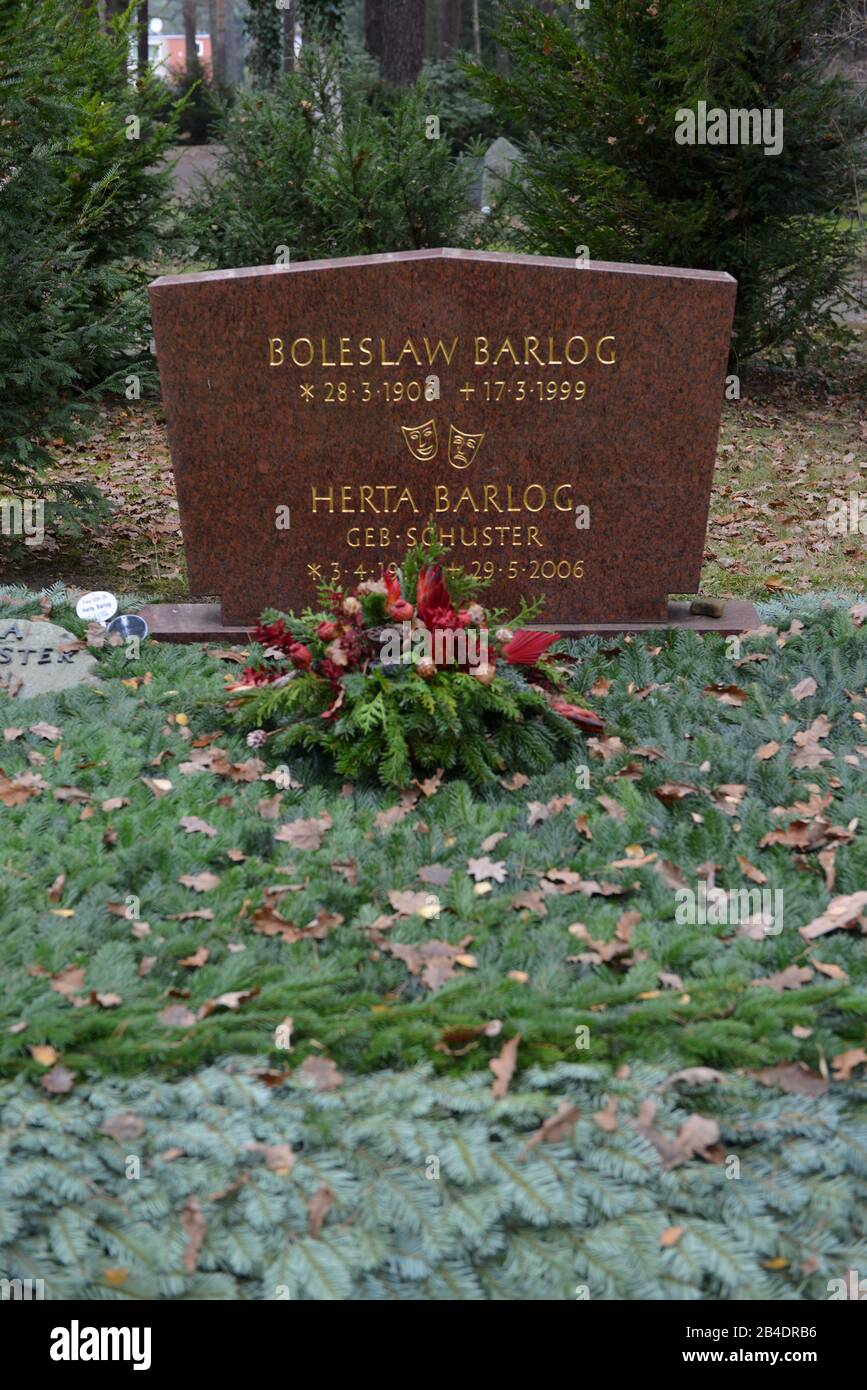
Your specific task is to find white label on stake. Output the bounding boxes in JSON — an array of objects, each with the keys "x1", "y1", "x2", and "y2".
[{"x1": 75, "y1": 591, "x2": 118, "y2": 623}]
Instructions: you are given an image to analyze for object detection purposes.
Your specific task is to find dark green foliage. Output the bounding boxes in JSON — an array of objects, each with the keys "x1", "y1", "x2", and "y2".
[
  {"x1": 0, "y1": 0, "x2": 178, "y2": 530},
  {"x1": 1, "y1": 1061, "x2": 864, "y2": 1299},
  {"x1": 0, "y1": 590, "x2": 866, "y2": 1083},
  {"x1": 361, "y1": 55, "x2": 510, "y2": 155},
  {"x1": 162, "y1": 56, "x2": 222, "y2": 146},
  {"x1": 239, "y1": 663, "x2": 574, "y2": 789},
  {"x1": 179, "y1": 44, "x2": 474, "y2": 268},
  {"x1": 244, "y1": 0, "x2": 284, "y2": 87},
  {"x1": 469, "y1": 0, "x2": 866, "y2": 363}
]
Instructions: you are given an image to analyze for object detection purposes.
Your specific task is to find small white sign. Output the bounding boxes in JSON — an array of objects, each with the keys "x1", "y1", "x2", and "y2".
[{"x1": 75, "y1": 590, "x2": 118, "y2": 624}]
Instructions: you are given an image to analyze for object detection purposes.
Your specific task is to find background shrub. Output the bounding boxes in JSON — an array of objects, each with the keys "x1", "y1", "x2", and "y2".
[
  {"x1": 470, "y1": 0, "x2": 867, "y2": 364},
  {"x1": 0, "y1": 0, "x2": 178, "y2": 533}
]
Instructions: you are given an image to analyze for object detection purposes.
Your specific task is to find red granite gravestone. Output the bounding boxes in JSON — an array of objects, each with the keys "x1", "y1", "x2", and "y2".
[{"x1": 145, "y1": 248, "x2": 756, "y2": 639}]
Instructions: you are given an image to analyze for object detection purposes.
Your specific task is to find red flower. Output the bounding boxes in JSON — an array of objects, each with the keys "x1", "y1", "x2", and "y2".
[
  {"x1": 550, "y1": 700, "x2": 604, "y2": 734},
  {"x1": 318, "y1": 657, "x2": 344, "y2": 686},
  {"x1": 416, "y1": 565, "x2": 459, "y2": 630},
  {"x1": 501, "y1": 630, "x2": 560, "y2": 665},
  {"x1": 288, "y1": 642, "x2": 312, "y2": 670},
  {"x1": 384, "y1": 571, "x2": 414, "y2": 622},
  {"x1": 253, "y1": 619, "x2": 294, "y2": 655},
  {"x1": 239, "y1": 666, "x2": 281, "y2": 686},
  {"x1": 317, "y1": 621, "x2": 339, "y2": 642}
]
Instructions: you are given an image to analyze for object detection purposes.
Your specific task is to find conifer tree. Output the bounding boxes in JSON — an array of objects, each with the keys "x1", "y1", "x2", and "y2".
[
  {"x1": 0, "y1": 0, "x2": 177, "y2": 530},
  {"x1": 470, "y1": 0, "x2": 866, "y2": 362}
]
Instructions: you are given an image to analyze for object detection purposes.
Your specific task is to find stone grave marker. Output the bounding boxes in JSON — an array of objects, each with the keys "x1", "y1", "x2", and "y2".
[
  {"x1": 0, "y1": 620, "x2": 98, "y2": 699},
  {"x1": 146, "y1": 248, "x2": 755, "y2": 639},
  {"x1": 480, "y1": 136, "x2": 523, "y2": 210}
]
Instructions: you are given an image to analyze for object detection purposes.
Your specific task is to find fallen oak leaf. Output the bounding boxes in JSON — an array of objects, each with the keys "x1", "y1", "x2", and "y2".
[
  {"x1": 799, "y1": 892, "x2": 867, "y2": 941},
  {"x1": 812, "y1": 960, "x2": 848, "y2": 982},
  {"x1": 593, "y1": 1097, "x2": 618, "y2": 1131},
  {"x1": 307, "y1": 1184, "x2": 335, "y2": 1239},
  {"x1": 750, "y1": 964, "x2": 813, "y2": 993},
  {"x1": 467, "y1": 856, "x2": 507, "y2": 883},
  {"x1": 659, "y1": 1067, "x2": 725, "y2": 1090},
  {"x1": 157, "y1": 1004, "x2": 197, "y2": 1029},
  {"x1": 295, "y1": 1055, "x2": 342, "y2": 1091},
  {"x1": 40, "y1": 1065, "x2": 75, "y2": 1094},
  {"x1": 246, "y1": 1142, "x2": 295, "y2": 1175},
  {"x1": 178, "y1": 871, "x2": 220, "y2": 893},
  {"x1": 274, "y1": 813, "x2": 332, "y2": 850},
  {"x1": 655, "y1": 781, "x2": 699, "y2": 806},
  {"x1": 179, "y1": 946, "x2": 209, "y2": 969},
  {"x1": 748, "y1": 1061, "x2": 828, "y2": 1096},
  {"x1": 755, "y1": 741, "x2": 781, "y2": 761},
  {"x1": 516, "y1": 1101, "x2": 580, "y2": 1159},
  {"x1": 389, "y1": 889, "x2": 437, "y2": 917},
  {"x1": 180, "y1": 1196, "x2": 207, "y2": 1272},
  {"x1": 736, "y1": 854, "x2": 767, "y2": 884},
  {"x1": 180, "y1": 815, "x2": 217, "y2": 838},
  {"x1": 141, "y1": 776, "x2": 173, "y2": 797},
  {"x1": 28, "y1": 722, "x2": 62, "y2": 741},
  {"x1": 490, "y1": 1034, "x2": 521, "y2": 1099},
  {"x1": 198, "y1": 986, "x2": 260, "y2": 1018},
  {"x1": 831, "y1": 1047, "x2": 867, "y2": 1081},
  {"x1": 703, "y1": 684, "x2": 748, "y2": 706}
]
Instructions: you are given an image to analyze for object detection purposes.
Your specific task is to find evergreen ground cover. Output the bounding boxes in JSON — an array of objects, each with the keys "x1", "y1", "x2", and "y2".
[
  {"x1": 2, "y1": 588, "x2": 866, "y2": 1297},
  {"x1": 2, "y1": 1060, "x2": 865, "y2": 1300},
  {"x1": 0, "y1": 589, "x2": 865, "y2": 1082}
]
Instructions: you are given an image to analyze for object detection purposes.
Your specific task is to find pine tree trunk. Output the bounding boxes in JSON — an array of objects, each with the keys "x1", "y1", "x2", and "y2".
[
  {"x1": 471, "y1": 0, "x2": 481, "y2": 59},
  {"x1": 183, "y1": 0, "x2": 197, "y2": 74},
  {"x1": 212, "y1": 0, "x2": 227, "y2": 85},
  {"x1": 282, "y1": 0, "x2": 296, "y2": 72},
  {"x1": 137, "y1": 1, "x2": 149, "y2": 74},
  {"x1": 380, "y1": 0, "x2": 425, "y2": 85},
  {"x1": 223, "y1": 0, "x2": 238, "y2": 82},
  {"x1": 364, "y1": 0, "x2": 384, "y2": 63},
  {"x1": 438, "y1": 0, "x2": 461, "y2": 57}
]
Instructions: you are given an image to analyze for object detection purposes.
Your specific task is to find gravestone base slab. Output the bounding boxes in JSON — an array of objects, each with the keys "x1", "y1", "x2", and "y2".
[{"x1": 140, "y1": 599, "x2": 761, "y2": 644}]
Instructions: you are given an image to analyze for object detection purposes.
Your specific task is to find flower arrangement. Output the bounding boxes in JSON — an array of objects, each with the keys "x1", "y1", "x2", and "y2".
[{"x1": 226, "y1": 534, "x2": 603, "y2": 788}]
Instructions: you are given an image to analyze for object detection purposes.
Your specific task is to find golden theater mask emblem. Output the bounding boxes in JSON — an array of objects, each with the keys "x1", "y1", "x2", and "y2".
[
  {"x1": 448, "y1": 425, "x2": 485, "y2": 470},
  {"x1": 400, "y1": 420, "x2": 439, "y2": 462}
]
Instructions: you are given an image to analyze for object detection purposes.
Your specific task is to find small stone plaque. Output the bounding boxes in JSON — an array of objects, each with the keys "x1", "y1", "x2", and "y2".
[
  {"x1": 0, "y1": 620, "x2": 98, "y2": 699},
  {"x1": 149, "y1": 248, "x2": 736, "y2": 627}
]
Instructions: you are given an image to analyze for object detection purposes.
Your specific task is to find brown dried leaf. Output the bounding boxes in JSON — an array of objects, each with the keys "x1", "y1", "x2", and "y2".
[
  {"x1": 274, "y1": 813, "x2": 332, "y2": 850},
  {"x1": 181, "y1": 1196, "x2": 207, "y2": 1272},
  {"x1": 40, "y1": 1065, "x2": 75, "y2": 1094},
  {"x1": 178, "y1": 871, "x2": 220, "y2": 893},
  {"x1": 490, "y1": 1034, "x2": 521, "y2": 1099},
  {"x1": 295, "y1": 1055, "x2": 343, "y2": 1091},
  {"x1": 307, "y1": 1184, "x2": 335, "y2": 1239},
  {"x1": 799, "y1": 891, "x2": 867, "y2": 941},
  {"x1": 467, "y1": 856, "x2": 507, "y2": 883}
]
